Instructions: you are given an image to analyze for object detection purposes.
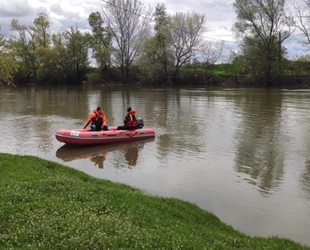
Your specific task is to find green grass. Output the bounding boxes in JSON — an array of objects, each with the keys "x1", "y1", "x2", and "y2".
[
  {"x1": 181, "y1": 61, "x2": 310, "y2": 78},
  {"x1": 180, "y1": 64, "x2": 236, "y2": 77},
  {"x1": 0, "y1": 153, "x2": 308, "y2": 249}
]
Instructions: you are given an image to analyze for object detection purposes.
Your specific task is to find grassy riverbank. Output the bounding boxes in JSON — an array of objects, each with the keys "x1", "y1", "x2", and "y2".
[{"x1": 0, "y1": 153, "x2": 308, "y2": 249}]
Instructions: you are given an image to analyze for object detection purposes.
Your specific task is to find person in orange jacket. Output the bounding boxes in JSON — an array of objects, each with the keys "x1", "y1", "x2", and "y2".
[{"x1": 83, "y1": 107, "x2": 108, "y2": 131}]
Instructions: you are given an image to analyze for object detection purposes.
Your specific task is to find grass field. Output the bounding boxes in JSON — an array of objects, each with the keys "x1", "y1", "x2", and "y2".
[
  {"x1": 180, "y1": 61, "x2": 310, "y2": 78},
  {"x1": 180, "y1": 64, "x2": 235, "y2": 77},
  {"x1": 0, "y1": 153, "x2": 309, "y2": 249}
]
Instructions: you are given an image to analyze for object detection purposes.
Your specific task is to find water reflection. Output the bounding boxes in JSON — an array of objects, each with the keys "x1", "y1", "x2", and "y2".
[
  {"x1": 125, "y1": 146, "x2": 139, "y2": 167},
  {"x1": 233, "y1": 91, "x2": 285, "y2": 196},
  {"x1": 56, "y1": 139, "x2": 154, "y2": 169},
  {"x1": 300, "y1": 160, "x2": 310, "y2": 200},
  {"x1": 0, "y1": 86, "x2": 90, "y2": 119},
  {"x1": 90, "y1": 154, "x2": 107, "y2": 169}
]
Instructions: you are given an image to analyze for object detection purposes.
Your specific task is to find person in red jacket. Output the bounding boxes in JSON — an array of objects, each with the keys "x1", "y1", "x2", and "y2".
[
  {"x1": 117, "y1": 107, "x2": 138, "y2": 130},
  {"x1": 83, "y1": 107, "x2": 108, "y2": 131}
]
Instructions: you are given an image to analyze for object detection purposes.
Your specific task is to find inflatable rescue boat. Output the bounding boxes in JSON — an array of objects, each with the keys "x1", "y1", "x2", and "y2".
[{"x1": 55, "y1": 126, "x2": 155, "y2": 145}]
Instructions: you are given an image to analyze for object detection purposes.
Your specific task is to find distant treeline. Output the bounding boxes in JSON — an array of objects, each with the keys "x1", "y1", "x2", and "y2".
[{"x1": 1, "y1": 0, "x2": 310, "y2": 87}]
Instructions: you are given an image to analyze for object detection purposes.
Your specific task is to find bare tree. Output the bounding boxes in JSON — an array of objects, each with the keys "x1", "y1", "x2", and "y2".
[
  {"x1": 169, "y1": 12, "x2": 206, "y2": 73},
  {"x1": 101, "y1": 0, "x2": 152, "y2": 82},
  {"x1": 200, "y1": 40, "x2": 224, "y2": 75},
  {"x1": 295, "y1": 0, "x2": 310, "y2": 48}
]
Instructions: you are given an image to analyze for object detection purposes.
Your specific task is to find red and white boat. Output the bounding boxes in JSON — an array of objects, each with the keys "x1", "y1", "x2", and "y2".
[{"x1": 55, "y1": 126, "x2": 155, "y2": 145}]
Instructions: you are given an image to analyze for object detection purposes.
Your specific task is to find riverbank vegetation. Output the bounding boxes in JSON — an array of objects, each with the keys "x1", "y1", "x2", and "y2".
[
  {"x1": 1, "y1": 0, "x2": 310, "y2": 87},
  {"x1": 0, "y1": 153, "x2": 309, "y2": 249}
]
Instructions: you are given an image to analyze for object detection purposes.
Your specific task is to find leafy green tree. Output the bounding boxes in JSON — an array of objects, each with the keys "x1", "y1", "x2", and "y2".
[
  {"x1": 233, "y1": 0, "x2": 293, "y2": 86},
  {"x1": 138, "y1": 36, "x2": 163, "y2": 77},
  {"x1": 88, "y1": 12, "x2": 111, "y2": 71},
  {"x1": 288, "y1": 55, "x2": 310, "y2": 76},
  {"x1": 32, "y1": 14, "x2": 56, "y2": 83},
  {"x1": 137, "y1": 3, "x2": 173, "y2": 77},
  {"x1": 53, "y1": 27, "x2": 90, "y2": 84},
  {"x1": 8, "y1": 14, "x2": 90, "y2": 85},
  {"x1": 9, "y1": 18, "x2": 38, "y2": 81},
  {"x1": 9, "y1": 14, "x2": 51, "y2": 83},
  {"x1": 0, "y1": 28, "x2": 19, "y2": 86},
  {"x1": 35, "y1": 46, "x2": 64, "y2": 83},
  {"x1": 153, "y1": 3, "x2": 173, "y2": 74},
  {"x1": 32, "y1": 13, "x2": 50, "y2": 48}
]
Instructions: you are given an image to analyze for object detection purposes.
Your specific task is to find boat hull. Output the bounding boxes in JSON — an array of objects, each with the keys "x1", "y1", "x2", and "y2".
[{"x1": 55, "y1": 127, "x2": 155, "y2": 145}]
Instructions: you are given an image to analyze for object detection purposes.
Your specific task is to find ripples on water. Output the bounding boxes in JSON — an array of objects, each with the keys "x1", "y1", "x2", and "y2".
[{"x1": 1, "y1": 86, "x2": 310, "y2": 245}]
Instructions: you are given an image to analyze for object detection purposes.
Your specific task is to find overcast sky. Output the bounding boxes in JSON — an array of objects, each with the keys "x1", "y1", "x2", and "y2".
[{"x1": 0, "y1": 0, "x2": 307, "y2": 61}]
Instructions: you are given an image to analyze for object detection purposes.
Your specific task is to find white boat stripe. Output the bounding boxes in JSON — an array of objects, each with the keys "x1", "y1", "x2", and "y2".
[{"x1": 56, "y1": 134, "x2": 155, "y2": 140}]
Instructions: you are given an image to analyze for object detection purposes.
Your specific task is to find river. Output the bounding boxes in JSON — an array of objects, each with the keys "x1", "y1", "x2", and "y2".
[{"x1": 0, "y1": 85, "x2": 310, "y2": 245}]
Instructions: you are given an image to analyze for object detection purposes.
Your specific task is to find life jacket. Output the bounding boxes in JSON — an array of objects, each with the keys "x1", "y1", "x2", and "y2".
[
  {"x1": 91, "y1": 110, "x2": 104, "y2": 127},
  {"x1": 126, "y1": 110, "x2": 138, "y2": 128}
]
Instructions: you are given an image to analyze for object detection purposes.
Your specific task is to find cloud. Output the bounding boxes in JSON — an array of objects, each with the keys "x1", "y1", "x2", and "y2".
[
  {"x1": 0, "y1": 0, "x2": 34, "y2": 17},
  {"x1": 0, "y1": 0, "x2": 307, "y2": 61},
  {"x1": 47, "y1": 0, "x2": 101, "y2": 32},
  {"x1": 0, "y1": 0, "x2": 48, "y2": 36},
  {"x1": 149, "y1": 0, "x2": 237, "y2": 43},
  {"x1": 50, "y1": 2, "x2": 66, "y2": 16}
]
